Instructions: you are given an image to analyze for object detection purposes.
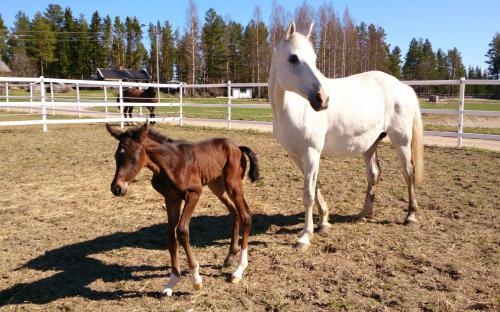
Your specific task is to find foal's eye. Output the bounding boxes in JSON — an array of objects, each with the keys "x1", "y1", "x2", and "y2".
[{"x1": 288, "y1": 54, "x2": 299, "y2": 64}]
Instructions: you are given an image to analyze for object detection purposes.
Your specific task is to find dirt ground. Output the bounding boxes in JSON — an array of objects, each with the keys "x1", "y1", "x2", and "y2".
[{"x1": 0, "y1": 124, "x2": 499, "y2": 311}]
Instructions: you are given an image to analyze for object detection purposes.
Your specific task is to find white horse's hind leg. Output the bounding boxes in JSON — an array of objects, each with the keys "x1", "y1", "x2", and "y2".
[
  {"x1": 355, "y1": 145, "x2": 381, "y2": 220},
  {"x1": 393, "y1": 144, "x2": 418, "y2": 224},
  {"x1": 296, "y1": 148, "x2": 321, "y2": 251},
  {"x1": 315, "y1": 182, "x2": 331, "y2": 233}
]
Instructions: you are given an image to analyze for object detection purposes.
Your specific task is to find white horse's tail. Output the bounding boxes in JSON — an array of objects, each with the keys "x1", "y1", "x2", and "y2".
[{"x1": 411, "y1": 107, "x2": 424, "y2": 186}]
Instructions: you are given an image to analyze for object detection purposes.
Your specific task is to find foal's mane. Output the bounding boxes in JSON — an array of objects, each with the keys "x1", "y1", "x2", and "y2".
[{"x1": 121, "y1": 125, "x2": 182, "y2": 144}]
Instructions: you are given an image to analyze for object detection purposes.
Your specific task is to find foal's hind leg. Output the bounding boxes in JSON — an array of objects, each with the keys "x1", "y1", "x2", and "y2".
[
  {"x1": 224, "y1": 171, "x2": 252, "y2": 284},
  {"x1": 208, "y1": 178, "x2": 240, "y2": 267}
]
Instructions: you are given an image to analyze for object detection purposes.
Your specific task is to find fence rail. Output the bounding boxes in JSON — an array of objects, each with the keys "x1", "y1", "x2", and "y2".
[{"x1": 0, "y1": 76, "x2": 499, "y2": 147}]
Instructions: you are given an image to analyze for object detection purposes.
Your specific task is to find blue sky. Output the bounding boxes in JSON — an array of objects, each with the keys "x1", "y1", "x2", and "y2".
[{"x1": 3, "y1": 0, "x2": 499, "y2": 69}]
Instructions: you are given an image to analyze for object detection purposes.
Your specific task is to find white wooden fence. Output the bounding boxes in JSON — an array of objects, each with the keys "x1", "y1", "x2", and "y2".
[{"x1": 0, "y1": 76, "x2": 499, "y2": 147}]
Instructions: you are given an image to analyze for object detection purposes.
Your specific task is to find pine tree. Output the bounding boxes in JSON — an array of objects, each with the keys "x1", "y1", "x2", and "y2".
[
  {"x1": 225, "y1": 21, "x2": 244, "y2": 82},
  {"x1": 0, "y1": 15, "x2": 8, "y2": 62},
  {"x1": 44, "y1": 4, "x2": 64, "y2": 77},
  {"x1": 185, "y1": 0, "x2": 200, "y2": 86},
  {"x1": 387, "y1": 46, "x2": 402, "y2": 78},
  {"x1": 31, "y1": 12, "x2": 57, "y2": 76},
  {"x1": 148, "y1": 22, "x2": 159, "y2": 80},
  {"x1": 418, "y1": 39, "x2": 436, "y2": 80},
  {"x1": 485, "y1": 32, "x2": 500, "y2": 79},
  {"x1": 160, "y1": 21, "x2": 175, "y2": 81},
  {"x1": 102, "y1": 15, "x2": 112, "y2": 67},
  {"x1": 356, "y1": 22, "x2": 368, "y2": 72},
  {"x1": 9, "y1": 11, "x2": 37, "y2": 76},
  {"x1": 74, "y1": 14, "x2": 91, "y2": 78},
  {"x1": 447, "y1": 47, "x2": 465, "y2": 79},
  {"x1": 403, "y1": 38, "x2": 423, "y2": 80},
  {"x1": 89, "y1": 11, "x2": 105, "y2": 74},
  {"x1": 58, "y1": 8, "x2": 75, "y2": 78},
  {"x1": 112, "y1": 16, "x2": 125, "y2": 68},
  {"x1": 201, "y1": 8, "x2": 226, "y2": 84}
]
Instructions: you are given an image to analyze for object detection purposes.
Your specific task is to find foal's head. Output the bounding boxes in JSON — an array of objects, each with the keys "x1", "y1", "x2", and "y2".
[
  {"x1": 273, "y1": 21, "x2": 329, "y2": 111},
  {"x1": 106, "y1": 123, "x2": 149, "y2": 196}
]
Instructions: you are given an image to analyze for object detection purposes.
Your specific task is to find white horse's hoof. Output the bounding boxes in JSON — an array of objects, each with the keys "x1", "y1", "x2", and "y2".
[
  {"x1": 193, "y1": 282, "x2": 203, "y2": 290},
  {"x1": 162, "y1": 287, "x2": 173, "y2": 296},
  {"x1": 317, "y1": 223, "x2": 332, "y2": 234},
  {"x1": 294, "y1": 242, "x2": 310, "y2": 252},
  {"x1": 404, "y1": 215, "x2": 417, "y2": 225}
]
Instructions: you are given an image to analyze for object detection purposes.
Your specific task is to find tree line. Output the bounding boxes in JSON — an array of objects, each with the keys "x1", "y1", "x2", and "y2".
[{"x1": 0, "y1": 1, "x2": 498, "y2": 96}]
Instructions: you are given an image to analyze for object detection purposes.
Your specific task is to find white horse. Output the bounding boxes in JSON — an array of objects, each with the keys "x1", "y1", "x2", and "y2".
[{"x1": 269, "y1": 22, "x2": 424, "y2": 250}]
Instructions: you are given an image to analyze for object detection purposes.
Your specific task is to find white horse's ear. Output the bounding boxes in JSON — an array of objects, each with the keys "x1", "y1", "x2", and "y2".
[
  {"x1": 286, "y1": 20, "x2": 296, "y2": 40},
  {"x1": 306, "y1": 23, "x2": 314, "y2": 40}
]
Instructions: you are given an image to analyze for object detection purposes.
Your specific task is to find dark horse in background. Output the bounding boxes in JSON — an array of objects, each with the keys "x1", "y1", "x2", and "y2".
[{"x1": 118, "y1": 87, "x2": 157, "y2": 125}]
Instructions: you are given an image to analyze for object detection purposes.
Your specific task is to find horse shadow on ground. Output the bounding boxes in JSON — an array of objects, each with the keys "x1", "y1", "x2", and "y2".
[{"x1": 0, "y1": 211, "x2": 324, "y2": 306}]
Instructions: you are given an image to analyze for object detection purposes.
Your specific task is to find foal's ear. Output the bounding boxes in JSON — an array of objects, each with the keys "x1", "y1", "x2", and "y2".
[
  {"x1": 106, "y1": 123, "x2": 122, "y2": 140},
  {"x1": 137, "y1": 122, "x2": 148, "y2": 142},
  {"x1": 286, "y1": 20, "x2": 296, "y2": 40},
  {"x1": 306, "y1": 23, "x2": 314, "y2": 40}
]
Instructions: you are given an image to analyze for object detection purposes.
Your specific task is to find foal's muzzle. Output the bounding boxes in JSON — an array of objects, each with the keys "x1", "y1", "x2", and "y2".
[
  {"x1": 111, "y1": 181, "x2": 127, "y2": 196},
  {"x1": 308, "y1": 88, "x2": 329, "y2": 112}
]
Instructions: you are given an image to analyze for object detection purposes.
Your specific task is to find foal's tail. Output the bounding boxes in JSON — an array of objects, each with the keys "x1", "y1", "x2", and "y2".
[
  {"x1": 239, "y1": 146, "x2": 261, "y2": 182},
  {"x1": 411, "y1": 107, "x2": 424, "y2": 186}
]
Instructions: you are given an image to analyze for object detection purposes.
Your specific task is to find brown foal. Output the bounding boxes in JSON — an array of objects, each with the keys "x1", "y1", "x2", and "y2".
[{"x1": 106, "y1": 122, "x2": 260, "y2": 296}]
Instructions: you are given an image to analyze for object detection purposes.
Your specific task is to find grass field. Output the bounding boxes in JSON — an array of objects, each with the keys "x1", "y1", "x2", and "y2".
[{"x1": 0, "y1": 124, "x2": 498, "y2": 311}]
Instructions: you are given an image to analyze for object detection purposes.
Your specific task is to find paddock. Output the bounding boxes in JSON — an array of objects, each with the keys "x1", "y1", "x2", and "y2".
[{"x1": 0, "y1": 123, "x2": 498, "y2": 310}]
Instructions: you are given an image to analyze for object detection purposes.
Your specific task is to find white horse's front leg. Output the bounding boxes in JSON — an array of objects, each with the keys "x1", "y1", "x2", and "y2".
[{"x1": 296, "y1": 148, "x2": 321, "y2": 251}]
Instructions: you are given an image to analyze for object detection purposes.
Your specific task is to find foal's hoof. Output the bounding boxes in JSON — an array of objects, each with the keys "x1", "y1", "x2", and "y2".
[
  {"x1": 193, "y1": 282, "x2": 203, "y2": 290},
  {"x1": 317, "y1": 224, "x2": 332, "y2": 235},
  {"x1": 231, "y1": 277, "x2": 241, "y2": 284},
  {"x1": 162, "y1": 288, "x2": 173, "y2": 297},
  {"x1": 353, "y1": 214, "x2": 374, "y2": 223},
  {"x1": 293, "y1": 242, "x2": 310, "y2": 252},
  {"x1": 223, "y1": 256, "x2": 235, "y2": 268}
]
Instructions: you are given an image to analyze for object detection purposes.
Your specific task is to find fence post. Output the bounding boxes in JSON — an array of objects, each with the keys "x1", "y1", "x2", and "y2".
[
  {"x1": 29, "y1": 83, "x2": 33, "y2": 113},
  {"x1": 40, "y1": 76, "x2": 47, "y2": 132},
  {"x1": 157, "y1": 83, "x2": 161, "y2": 122},
  {"x1": 119, "y1": 81, "x2": 124, "y2": 129},
  {"x1": 227, "y1": 81, "x2": 232, "y2": 129},
  {"x1": 5, "y1": 82, "x2": 9, "y2": 112},
  {"x1": 457, "y1": 77, "x2": 465, "y2": 147},
  {"x1": 50, "y1": 82, "x2": 55, "y2": 115},
  {"x1": 179, "y1": 84, "x2": 183, "y2": 126},
  {"x1": 76, "y1": 83, "x2": 81, "y2": 118},
  {"x1": 104, "y1": 86, "x2": 108, "y2": 119}
]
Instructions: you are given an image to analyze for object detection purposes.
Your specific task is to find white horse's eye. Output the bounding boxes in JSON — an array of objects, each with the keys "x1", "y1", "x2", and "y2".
[{"x1": 288, "y1": 54, "x2": 299, "y2": 64}]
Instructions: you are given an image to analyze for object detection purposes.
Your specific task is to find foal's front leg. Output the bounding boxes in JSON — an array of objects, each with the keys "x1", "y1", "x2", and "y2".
[
  {"x1": 162, "y1": 198, "x2": 181, "y2": 296},
  {"x1": 296, "y1": 148, "x2": 321, "y2": 251},
  {"x1": 177, "y1": 190, "x2": 203, "y2": 290}
]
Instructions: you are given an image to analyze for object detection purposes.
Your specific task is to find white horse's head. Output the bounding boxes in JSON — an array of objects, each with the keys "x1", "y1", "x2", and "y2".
[{"x1": 273, "y1": 21, "x2": 329, "y2": 111}]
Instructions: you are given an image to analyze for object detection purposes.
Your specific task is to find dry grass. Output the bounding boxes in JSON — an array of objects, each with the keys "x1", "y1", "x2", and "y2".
[{"x1": 0, "y1": 124, "x2": 499, "y2": 311}]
